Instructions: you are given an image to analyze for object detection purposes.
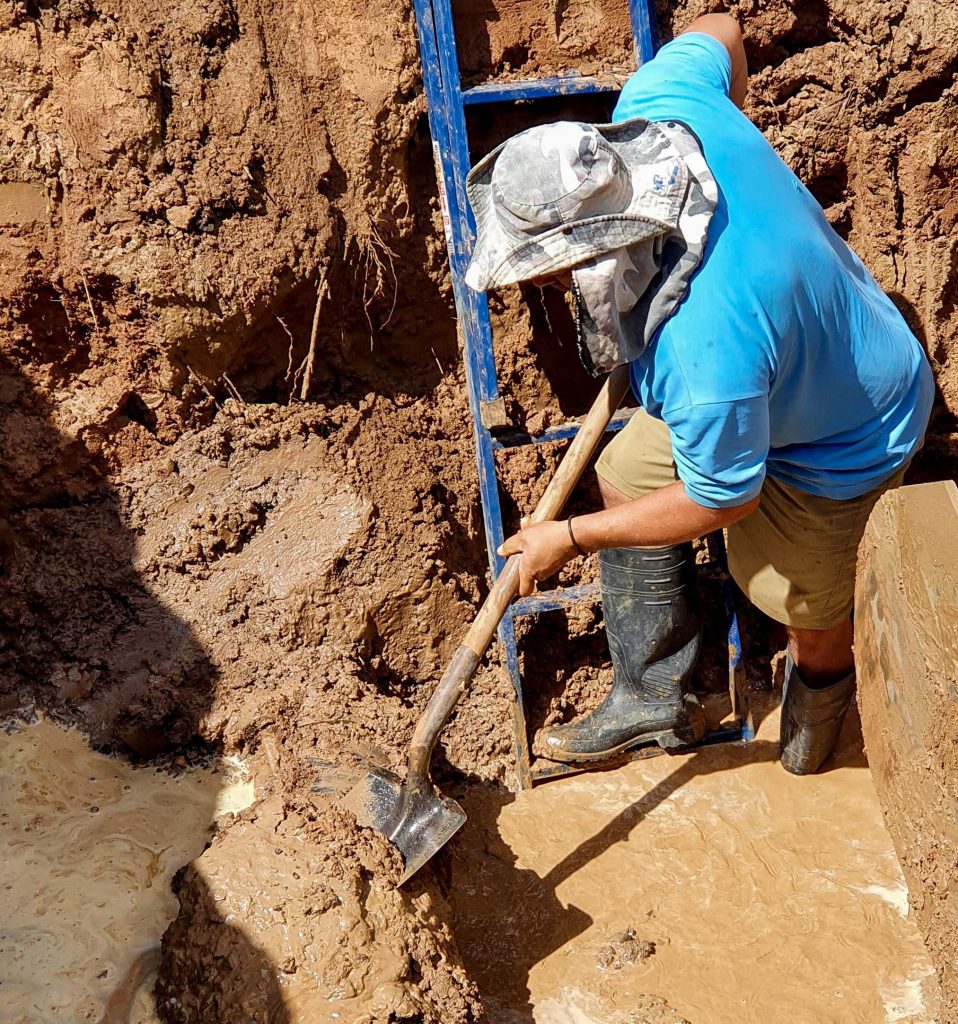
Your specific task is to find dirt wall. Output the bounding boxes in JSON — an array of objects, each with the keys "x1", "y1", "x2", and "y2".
[
  {"x1": 856, "y1": 481, "x2": 958, "y2": 1021},
  {"x1": 3, "y1": 0, "x2": 957, "y2": 763}
]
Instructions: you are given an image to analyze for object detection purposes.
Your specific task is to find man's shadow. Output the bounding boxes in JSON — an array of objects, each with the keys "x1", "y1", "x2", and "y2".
[
  {"x1": 443, "y1": 737, "x2": 782, "y2": 1023},
  {"x1": 0, "y1": 354, "x2": 289, "y2": 1023},
  {"x1": 0, "y1": 353, "x2": 212, "y2": 753}
]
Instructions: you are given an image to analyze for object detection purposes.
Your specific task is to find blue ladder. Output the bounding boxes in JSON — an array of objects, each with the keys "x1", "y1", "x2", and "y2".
[{"x1": 410, "y1": 0, "x2": 752, "y2": 787}]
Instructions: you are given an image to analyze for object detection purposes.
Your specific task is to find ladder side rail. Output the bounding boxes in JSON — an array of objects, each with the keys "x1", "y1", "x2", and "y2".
[
  {"x1": 706, "y1": 529, "x2": 751, "y2": 739},
  {"x1": 626, "y1": 3, "x2": 752, "y2": 747},
  {"x1": 428, "y1": 0, "x2": 502, "y2": 417},
  {"x1": 412, "y1": 0, "x2": 509, "y2": 577},
  {"x1": 629, "y1": 0, "x2": 659, "y2": 64},
  {"x1": 422, "y1": 0, "x2": 537, "y2": 757},
  {"x1": 501, "y1": 612, "x2": 533, "y2": 787},
  {"x1": 410, "y1": 0, "x2": 531, "y2": 783}
]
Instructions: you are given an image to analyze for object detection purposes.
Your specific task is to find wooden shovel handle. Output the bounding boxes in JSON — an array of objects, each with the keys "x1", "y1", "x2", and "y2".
[
  {"x1": 405, "y1": 364, "x2": 631, "y2": 790},
  {"x1": 463, "y1": 362, "x2": 631, "y2": 655}
]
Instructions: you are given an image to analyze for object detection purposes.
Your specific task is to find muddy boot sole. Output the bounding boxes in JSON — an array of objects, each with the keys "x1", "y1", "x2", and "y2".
[{"x1": 535, "y1": 702, "x2": 708, "y2": 764}]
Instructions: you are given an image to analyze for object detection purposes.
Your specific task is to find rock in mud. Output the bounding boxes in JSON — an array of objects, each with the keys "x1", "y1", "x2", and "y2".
[
  {"x1": 156, "y1": 796, "x2": 483, "y2": 1024},
  {"x1": 594, "y1": 928, "x2": 656, "y2": 971}
]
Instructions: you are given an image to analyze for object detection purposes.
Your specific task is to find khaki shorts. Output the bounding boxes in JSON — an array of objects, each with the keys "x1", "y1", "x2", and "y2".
[{"x1": 595, "y1": 409, "x2": 907, "y2": 629}]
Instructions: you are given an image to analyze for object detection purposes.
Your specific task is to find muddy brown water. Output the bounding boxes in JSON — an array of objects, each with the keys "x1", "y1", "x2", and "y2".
[
  {"x1": 2, "y1": 705, "x2": 944, "y2": 1023},
  {"x1": 447, "y1": 697, "x2": 942, "y2": 1024},
  {"x1": 1, "y1": 718, "x2": 253, "y2": 1024}
]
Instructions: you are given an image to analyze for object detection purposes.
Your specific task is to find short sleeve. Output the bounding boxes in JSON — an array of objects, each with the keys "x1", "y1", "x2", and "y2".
[
  {"x1": 614, "y1": 33, "x2": 733, "y2": 121},
  {"x1": 665, "y1": 396, "x2": 769, "y2": 508}
]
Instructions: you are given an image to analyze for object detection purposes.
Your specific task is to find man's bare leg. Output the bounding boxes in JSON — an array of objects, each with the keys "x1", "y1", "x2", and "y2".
[
  {"x1": 597, "y1": 474, "x2": 633, "y2": 510},
  {"x1": 787, "y1": 620, "x2": 854, "y2": 687}
]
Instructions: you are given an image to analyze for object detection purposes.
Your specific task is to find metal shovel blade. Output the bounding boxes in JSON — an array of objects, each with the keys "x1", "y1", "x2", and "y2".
[{"x1": 342, "y1": 768, "x2": 467, "y2": 885}]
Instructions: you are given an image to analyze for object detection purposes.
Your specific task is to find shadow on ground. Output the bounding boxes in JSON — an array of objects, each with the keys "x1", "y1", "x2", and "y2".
[
  {"x1": 443, "y1": 737, "x2": 783, "y2": 1023},
  {"x1": 0, "y1": 356, "x2": 289, "y2": 1023}
]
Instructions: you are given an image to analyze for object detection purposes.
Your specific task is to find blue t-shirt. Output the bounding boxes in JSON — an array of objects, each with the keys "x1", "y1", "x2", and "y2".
[{"x1": 613, "y1": 33, "x2": 934, "y2": 507}]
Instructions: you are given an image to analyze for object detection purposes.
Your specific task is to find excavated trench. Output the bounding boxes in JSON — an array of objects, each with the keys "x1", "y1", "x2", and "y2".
[{"x1": 2, "y1": 0, "x2": 958, "y2": 1021}]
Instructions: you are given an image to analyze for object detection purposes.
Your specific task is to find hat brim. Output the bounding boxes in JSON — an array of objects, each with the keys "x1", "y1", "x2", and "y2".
[{"x1": 464, "y1": 117, "x2": 689, "y2": 292}]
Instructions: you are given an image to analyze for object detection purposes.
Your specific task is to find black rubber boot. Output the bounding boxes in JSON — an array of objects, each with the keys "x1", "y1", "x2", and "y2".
[
  {"x1": 535, "y1": 544, "x2": 708, "y2": 763},
  {"x1": 779, "y1": 654, "x2": 856, "y2": 775}
]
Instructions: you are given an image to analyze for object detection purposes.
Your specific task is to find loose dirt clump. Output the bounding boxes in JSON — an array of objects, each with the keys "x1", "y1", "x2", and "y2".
[
  {"x1": 453, "y1": 0, "x2": 633, "y2": 84},
  {"x1": 157, "y1": 795, "x2": 482, "y2": 1024},
  {"x1": 594, "y1": 929, "x2": 657, "y2": 971}
]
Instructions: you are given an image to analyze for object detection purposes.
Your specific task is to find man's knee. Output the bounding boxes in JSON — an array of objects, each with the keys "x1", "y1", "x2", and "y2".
[{"x1": 787, "y1": 619, "x2": 852, "y2": 648}]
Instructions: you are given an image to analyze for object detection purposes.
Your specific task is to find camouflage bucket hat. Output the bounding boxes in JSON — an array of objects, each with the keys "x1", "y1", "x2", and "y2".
[
  {"x1": 463, "y1": 117, "x2": 689, "y2": 292},
  {"x1": 571, "y1": 119, "x2": 718, "y2": 376}
]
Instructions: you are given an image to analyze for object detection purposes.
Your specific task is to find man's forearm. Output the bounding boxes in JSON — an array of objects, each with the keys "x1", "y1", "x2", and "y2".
[{"x1": 572, "y1": 480, "x2": 759, "y2": 551}]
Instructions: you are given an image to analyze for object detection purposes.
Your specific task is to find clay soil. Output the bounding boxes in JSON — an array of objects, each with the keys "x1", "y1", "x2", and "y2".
[{"x1": 1, "y1": 0, "x2": 957, "y2": 1020}]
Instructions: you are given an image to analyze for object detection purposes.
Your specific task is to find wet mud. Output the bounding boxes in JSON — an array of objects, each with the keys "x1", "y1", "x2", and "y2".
[
  {"x1": 157, "y1": 795, "x2": 482, "y2": 1024},
  {"x1": 447, "y1": 699, "x2": 942, "y2": 1024},
  {"x1": 6, "y1": 704, "x2": 943, "y2": 1024}
]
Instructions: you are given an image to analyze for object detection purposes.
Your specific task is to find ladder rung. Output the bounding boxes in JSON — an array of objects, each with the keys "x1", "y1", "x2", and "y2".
[
  {"x1": 512, "y1": 582, "x2": 600, "y2": 617},
  {"x1": 461, "y1": 71, "x2": 630, "y2": 106},
  {"x1": 491, "y1": 407, "x2": 638, "y2": 450}
]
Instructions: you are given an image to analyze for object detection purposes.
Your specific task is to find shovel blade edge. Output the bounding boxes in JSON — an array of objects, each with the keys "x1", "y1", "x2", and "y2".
[{"x1": 342, "y1": 769, "x2": 467, "y2": 885}]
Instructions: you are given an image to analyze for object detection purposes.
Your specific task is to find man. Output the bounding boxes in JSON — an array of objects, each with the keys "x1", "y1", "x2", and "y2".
[{"x1": 463, "y1": 14, "x2": 933, "y2": 774}]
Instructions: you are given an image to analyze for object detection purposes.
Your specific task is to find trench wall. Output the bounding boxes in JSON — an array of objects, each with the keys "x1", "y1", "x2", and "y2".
[
  {"x1": 856, "y1": 481, "x2": 958, "y2": 1020},
  {"x1": 3, "y1": 0, "x2": 956, "y2": 773}
]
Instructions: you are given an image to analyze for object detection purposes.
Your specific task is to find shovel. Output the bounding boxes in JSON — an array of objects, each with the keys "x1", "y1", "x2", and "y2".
[{"x1": 342, "y1": 364, "x2": 632, "y2": 883}]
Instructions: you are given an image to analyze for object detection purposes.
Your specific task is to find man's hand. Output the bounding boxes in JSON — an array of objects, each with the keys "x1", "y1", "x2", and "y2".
[{"x1": 497, "y1": 520, "x2": 578, "y2": 597}]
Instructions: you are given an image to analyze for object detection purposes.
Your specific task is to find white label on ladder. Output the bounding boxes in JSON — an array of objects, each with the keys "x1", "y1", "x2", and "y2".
[{"x1": 432, "y1": 140, "x2": 453, "y2": 250}]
